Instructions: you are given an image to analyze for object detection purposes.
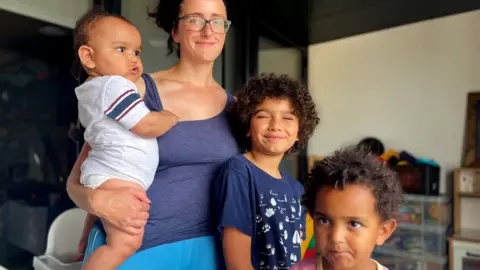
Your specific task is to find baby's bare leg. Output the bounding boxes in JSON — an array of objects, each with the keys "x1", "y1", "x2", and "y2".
[{"x1": 82, "y1": 179, "x2": 145, "y2": 270}]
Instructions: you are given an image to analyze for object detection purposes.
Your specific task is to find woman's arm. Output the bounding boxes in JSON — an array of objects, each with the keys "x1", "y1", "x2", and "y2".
[{"x1": 66, "y1": 143, "x2": 151, "y2": 235}]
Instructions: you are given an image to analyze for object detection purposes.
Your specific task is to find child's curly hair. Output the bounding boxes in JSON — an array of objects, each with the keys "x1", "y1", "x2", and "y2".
[
  {"x1": 229, "y1": 73, "x2": 320, "y2": 154},
  {"x1": 303, "y1": 146, "x2": 403, "y2": 221}
]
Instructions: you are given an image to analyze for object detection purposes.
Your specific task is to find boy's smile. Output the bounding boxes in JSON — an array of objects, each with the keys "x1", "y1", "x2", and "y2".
[{"x1": 248, "y1": 98, "x2": 299, "y2": 156}]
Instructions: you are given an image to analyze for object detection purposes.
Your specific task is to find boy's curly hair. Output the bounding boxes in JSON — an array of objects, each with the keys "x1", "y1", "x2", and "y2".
[
  {"x1": 229, "y1": 73, "x2": 320, "y2": 154},
  {"x1": 302, "y1": 146, "x2": 403, "y2": 221}
]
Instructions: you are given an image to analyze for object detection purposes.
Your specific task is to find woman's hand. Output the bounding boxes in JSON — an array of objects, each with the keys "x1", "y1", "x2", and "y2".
[
  {"x1": 91, "y1": 187, "x2": 151, "y2": 235},
  {"x1": 67, "y1": 143, "x2": 150, "y2": 235}
]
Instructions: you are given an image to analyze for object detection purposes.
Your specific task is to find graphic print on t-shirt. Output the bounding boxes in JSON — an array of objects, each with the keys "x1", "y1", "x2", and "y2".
[{"x1": 256, "y1": 189, "x2": 303, "y2": 269}]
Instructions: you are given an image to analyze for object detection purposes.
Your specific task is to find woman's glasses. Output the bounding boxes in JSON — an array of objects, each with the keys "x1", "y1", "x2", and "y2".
[{"x1": 177, "y1": 15, "x2": 231, "y2": 34}]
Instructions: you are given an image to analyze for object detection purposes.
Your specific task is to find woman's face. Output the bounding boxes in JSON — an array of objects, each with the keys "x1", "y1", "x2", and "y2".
[{"x1": 174, "y1": 0, "x2": 228, "y2": 63}]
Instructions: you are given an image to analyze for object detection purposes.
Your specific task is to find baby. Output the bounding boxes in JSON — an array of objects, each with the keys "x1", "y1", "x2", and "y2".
[
  {"x1": 290, "y1": 146, "x2": 403, "y2": 270},
  {"x1": 73, "y1": 9, "x2": 178, "y2": 270}
]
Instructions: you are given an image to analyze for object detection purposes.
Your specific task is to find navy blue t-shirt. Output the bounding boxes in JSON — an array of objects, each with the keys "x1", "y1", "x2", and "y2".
[{"x1": 212, "y1": 154, "x2": 306, "y2": 269}]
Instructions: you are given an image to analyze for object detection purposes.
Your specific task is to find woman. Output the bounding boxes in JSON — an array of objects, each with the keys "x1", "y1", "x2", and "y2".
[{"x1": 66, "y1": 0, "x2": 237, "y2": 268}]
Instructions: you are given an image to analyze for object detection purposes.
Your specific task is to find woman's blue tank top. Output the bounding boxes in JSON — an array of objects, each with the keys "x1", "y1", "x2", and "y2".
[{"x1": 139, "y1": 74, "x2": 239, "y2": 250}]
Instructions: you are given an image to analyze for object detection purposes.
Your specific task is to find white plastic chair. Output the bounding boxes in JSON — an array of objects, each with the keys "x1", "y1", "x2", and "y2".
[{"x1": 33, "y1": 208, "x2": 87, "y2": 270}]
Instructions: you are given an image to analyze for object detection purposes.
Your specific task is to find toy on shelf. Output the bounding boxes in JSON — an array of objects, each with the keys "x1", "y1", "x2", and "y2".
[
  {"x1": 301, "y1": 214, "x2": 318, "y2": 260},
  {"x1": 398, "y1": 204, "x2": 422, "y2": 225},
  {"x1": 383, "y1": 228, "x2": 448, "y2": 257},
  {"x1": 397, "y1": 196, "x2": 451, "y2": 227}
]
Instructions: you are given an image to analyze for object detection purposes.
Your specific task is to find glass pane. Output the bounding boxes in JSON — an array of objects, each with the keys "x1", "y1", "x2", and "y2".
[
  {"x1": 121, "y1": 0, "x2": 178, "y2": 73},
  {"x1": 0, "y1": 9, "x2": 77, "y2": 269},
  {"x1": 258, "y1": 37, "x2": 302, "y2": 80},
  {"x1": 257, "y1": 37, "x2": 303, "y2": 178}
]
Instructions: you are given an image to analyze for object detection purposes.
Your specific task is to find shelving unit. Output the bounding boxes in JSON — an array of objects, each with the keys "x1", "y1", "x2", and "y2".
[
  {"x1": 373, "y1": 194, "x2": 451, "y2": 270},
  {"x1": 449, "y1": 168, "x2": 480, "y2": 270},
  {"x1": 452, "y1": 168, "x2": 480, "y2": 234}
]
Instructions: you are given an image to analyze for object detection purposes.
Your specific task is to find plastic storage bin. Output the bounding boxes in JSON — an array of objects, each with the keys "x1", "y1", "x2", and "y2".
[
  {"x1": 383, "y1": 227, "x2": 448, "y2": 259},
  {"x1": 372, "y1": 194, "x2": 450, "y2": 270},
  {"x1": 373, "y1": 250, "x2": 447, "y2": 270},
  {"x1": 397, "y1": 194, "x2": 451, "y2": 227}
]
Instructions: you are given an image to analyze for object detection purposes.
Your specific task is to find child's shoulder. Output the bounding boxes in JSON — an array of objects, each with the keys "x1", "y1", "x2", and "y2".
[
  {"x1": 213, "y1": 154, "x2": 254, "y2": 189},
  {"x1": 281, "y1": 172, "x2": 304, "y2": 195},
  {"x1": 222, "y1": 154, "x2": 252, "y2": 175}
]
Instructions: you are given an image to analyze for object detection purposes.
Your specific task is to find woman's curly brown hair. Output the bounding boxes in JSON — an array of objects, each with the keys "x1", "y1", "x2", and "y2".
[
  {"x1": 229, "y1": 73, "x2": 320, "y2": 154},
  {"x1": 302, "y1": 146, "x2": 404, "y2": 221}
]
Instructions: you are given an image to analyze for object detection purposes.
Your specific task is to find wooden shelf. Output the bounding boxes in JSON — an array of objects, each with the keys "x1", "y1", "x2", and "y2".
[
  {"x1": 451, "y1": 228, "x2": 480, "y2": 243},
  {"x1": 458, "y1": 192, "x2": 480, "y2": 198},
  {"x1": 453, "y1": 169, "x2": 480, "y2": 234}
]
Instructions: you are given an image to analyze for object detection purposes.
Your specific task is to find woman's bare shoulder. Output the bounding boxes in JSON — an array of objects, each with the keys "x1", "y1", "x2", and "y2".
[
  {"x1": 149, "y1": 70, "x2": 169, "y2": 80},
  {"x1": 133, "y1": 71, "x2": 176, "y2": 96},
  {"x1": 149, "y1": 70, "x2": 183, "y2": 91}
]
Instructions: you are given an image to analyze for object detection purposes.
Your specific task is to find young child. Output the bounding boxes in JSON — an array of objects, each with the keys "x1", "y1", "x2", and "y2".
[
  {"x1": 212, "y1": 73, "x2": 320, "y2": 270},
  {"x1": 73, "y1": 9, "x2": 178, "y2": 270},
  {"x1": 290, "y1": 147, "x2": 403, "y2": 270}
]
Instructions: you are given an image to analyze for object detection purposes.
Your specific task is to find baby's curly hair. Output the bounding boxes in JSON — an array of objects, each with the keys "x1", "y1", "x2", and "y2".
[
  {"x1": 303, "y1": 146, "x2": 403, "y2": 221},
  {"x1": 72, "y1": 8, "x2": 134, "y2": 84},
  {"x1": 229, "y1": 73, "x2": 319, "y2": 154}
]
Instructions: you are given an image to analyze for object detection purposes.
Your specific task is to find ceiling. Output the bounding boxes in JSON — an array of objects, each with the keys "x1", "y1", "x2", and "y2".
[
  {"x1": 1, "y1": 0, "x2": 478, "y2": 57},
  {"x1": 309, "y1": 0, "x2": 480, "y2": 44},
  {"x1": 243, "y1": 0, "x2": 480, "y2": 48}
]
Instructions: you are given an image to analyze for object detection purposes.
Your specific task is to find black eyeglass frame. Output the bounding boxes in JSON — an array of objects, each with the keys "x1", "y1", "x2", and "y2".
[{"x1": 176, "y1": 15, "x2": 232, "y2": 33}]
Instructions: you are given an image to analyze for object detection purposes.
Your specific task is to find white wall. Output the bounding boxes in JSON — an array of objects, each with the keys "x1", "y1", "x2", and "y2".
[
  {"x1": 0, "y1": 0, "x2": 92, "y2": 28},
  {"x1": 308, "y1": 10, "x2": 480, "y2": 228}
]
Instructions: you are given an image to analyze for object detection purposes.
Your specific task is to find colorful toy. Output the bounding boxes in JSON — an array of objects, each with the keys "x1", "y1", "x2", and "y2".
[
  {"x1": 397, "y1": 204, "x2": 422, "y2": 224},
  {"x1": 301, "y1": 214, "x2": 318, "y2": 260},
  {"x1": 380, "y1": 149, "x2": 399, "y2": 162}
]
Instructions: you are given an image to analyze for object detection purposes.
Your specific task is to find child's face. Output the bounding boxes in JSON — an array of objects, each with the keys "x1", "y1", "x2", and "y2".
[
  {"x1": 313, "y1": 184, "x2": 396, "y2": 269},
  {"x1": 79, "y1": 17, "x2": 143, "y2": 83},
  {"x1": 248, "y1": 98, "x2": 299, "y2": 156}
]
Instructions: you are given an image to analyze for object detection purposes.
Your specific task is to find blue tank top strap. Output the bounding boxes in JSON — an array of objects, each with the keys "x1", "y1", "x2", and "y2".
[{"x1": 142, "y1": 73, "x2": 163, "y2": 111}]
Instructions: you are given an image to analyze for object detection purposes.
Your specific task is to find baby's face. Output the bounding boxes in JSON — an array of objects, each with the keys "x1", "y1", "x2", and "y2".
[
  {"x1": 312, "y1": 184, "x2": 396, "y2": 269},
  {"x1": 82, "y1": 17, "x2": 143, "y2": 83}
]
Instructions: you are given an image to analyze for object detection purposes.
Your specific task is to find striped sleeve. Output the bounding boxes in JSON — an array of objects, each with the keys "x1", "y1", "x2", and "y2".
[{"x1": 102, "y1": 76, "x2": 150, "y2": 130}]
